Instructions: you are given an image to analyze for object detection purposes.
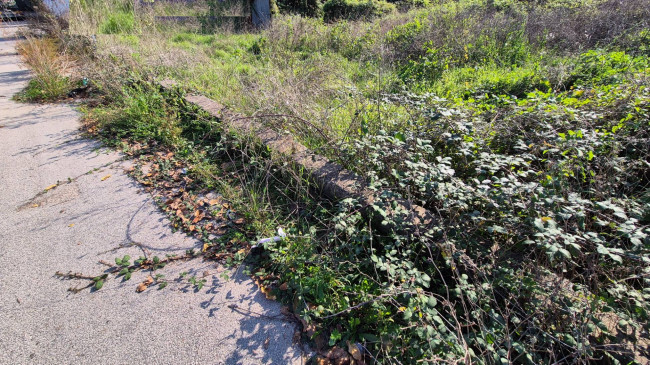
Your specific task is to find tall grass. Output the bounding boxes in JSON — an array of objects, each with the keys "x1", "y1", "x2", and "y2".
[{"x1": 15, "y1": 37, "x2": 74, "y2": 102}]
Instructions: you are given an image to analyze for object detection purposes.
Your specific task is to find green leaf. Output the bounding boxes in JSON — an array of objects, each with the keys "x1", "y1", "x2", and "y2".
[
  {"x1": 158, "y1": 282, "x2": 168, "y2": 290},
  {"x1": 558, "y1": 248, "x2": 571, "y2": 259},
  {"x1": 329, "y1": 329, "x2": 342, "y2": 346},
  {"x1": 564, "y1": 334, "x2": 577, "y2": 347},
  {"x1": 587, "y1": 150, "x2": 594, "y2": 161},
  {"x1": 427, "y1": 297, "x2": 437, "y2": 308},
  {"x1": 94, "y1": 280, "x2": 104, "y2": 290},
  {"x1": 360, "y1": 333, "x2": 379, "y2": 342}
]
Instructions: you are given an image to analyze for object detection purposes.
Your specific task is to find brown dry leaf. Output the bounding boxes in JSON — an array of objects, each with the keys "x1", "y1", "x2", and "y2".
[
  {"x1": 192, "y1": 211, "x2": 205, "y2": 223},
  {"x1": 44, "y1": 184, "x2": 57, "y2": 191},
  {"x1": 279, "y1": 282, "x2": 289, "y2": 291},
  {"x1": 347, "y1": 341, "x2": 362, "y2": 361},
  {"x1": 299, "y1": 317, "x2": 316, "y2": 336},
  {"x1": 124, "y1": 166, "x2": 135, "y2": 173},
  {"x1": 136, "y1": 276, "x2": 154, "y2": 292},
  {"x1": 314, "y1": 333, "x2": 328, "y2": 351},
  {"x1": 334, "y1": 357, "x2": 351, "y2": 365},
  {"x1": 280, "y1": 306, "x2": 291, "y2": 316},
  {"x1": 315, "y1": 356, "x2": 331, "y2": 365},
  {"x1": 326, "y1": 347, "x2": 347, "y2": 360},
  {"x1": 101, "y1": 175, "x2": 111, "y2": 181},
  {"x1": 263, "y1": 337, "x2": 270, "y2": 350},
  {"x1": 260, "y1": 285, "x2": 276, "y2": 300},
  {"x1": 209, "y1": 199, "x2": 220, "y2": 206},
  {"x1": 189, "y1": 225, "x2": 196, "y2": 232},
  {"x1": 233, "y1": 218, "x2": 245, "y2": 225}
]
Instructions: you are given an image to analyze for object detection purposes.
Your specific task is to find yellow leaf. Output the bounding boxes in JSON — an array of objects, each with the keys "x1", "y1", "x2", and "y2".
[
  {"x1": 44, "y1": 184, "x2": 57, "y2": 191},
  {"x1": 541, "y1": 216, "x2": 552, "y2": 222},
  {"x1": 398, "y1": 306, "x2": 406, "y2": 312},
  {"x1": 68, "y1": 223, "x2": 75, "y2": 227},
  {"x1": 202, "y1": 243, "x2": 209, "y2": 253},
  {"x1": 101, "y1": 175, "x2": 112, "y2": 181}
]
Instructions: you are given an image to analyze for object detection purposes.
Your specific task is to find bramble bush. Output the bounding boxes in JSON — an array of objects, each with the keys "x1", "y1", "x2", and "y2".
[{"x1": 62, "y1": 0, "x2": 650, "y2": 363}]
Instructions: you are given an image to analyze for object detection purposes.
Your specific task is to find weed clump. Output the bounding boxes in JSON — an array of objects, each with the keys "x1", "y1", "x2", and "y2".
[
  {"x1": 99, "y1": 11, "x2": 135, "y2": 34},
  {"x1": 14, "y1": 37, "x2": 74, "y2": 102}
]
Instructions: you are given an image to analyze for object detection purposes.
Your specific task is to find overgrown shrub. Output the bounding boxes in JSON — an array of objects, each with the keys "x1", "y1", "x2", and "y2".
[
  {"x1": 277, "y1": 0, "x2": 323, "y2": 17},
  {"x1": 61, "y1": 0, "x2": 650, "y2": 363},
  {"x1": 90, "y1": 83, "x2": 182, "y2": 146},
  {"x1": 323, "y1": 0, "x2": 395, "y2": 22}
]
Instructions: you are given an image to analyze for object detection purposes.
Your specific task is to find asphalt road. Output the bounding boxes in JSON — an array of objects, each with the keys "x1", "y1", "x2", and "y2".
[{"x1": 0, "y1": 21, "x2": 302, "y2": 365}]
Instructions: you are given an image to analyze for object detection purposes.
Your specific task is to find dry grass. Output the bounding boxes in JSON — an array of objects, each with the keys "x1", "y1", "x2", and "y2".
[{"x1": 15, "y1": 37, "x2": 75, "y2": 102}]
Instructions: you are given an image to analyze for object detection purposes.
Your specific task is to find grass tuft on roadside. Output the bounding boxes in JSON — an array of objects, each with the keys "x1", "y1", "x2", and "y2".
[{"x1": 14, "y1": 37, "x2": 75, "y2": 102}]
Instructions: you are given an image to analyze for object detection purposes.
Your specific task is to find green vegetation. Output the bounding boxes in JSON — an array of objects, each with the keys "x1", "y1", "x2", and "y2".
[
  {"x1": 99, "y1": 11, "x2": 135, "y2": 34},
  {"x1": 323, "y1": 0, "x2": 395, "y2": 22},
  {"x1": 38, "y1": 0, "x2": 650, "y2": 362},
  {"x1": 14, "y1": 37, "x2": 73, "y2": 102}
]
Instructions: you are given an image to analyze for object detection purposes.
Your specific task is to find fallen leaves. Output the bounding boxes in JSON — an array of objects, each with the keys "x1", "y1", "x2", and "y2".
[
  {"x1": 314, "y1": 344, "x2": 366, "y2": 365},
  {"x1": 136, "y1": 276, "x2": 154, "y2": 292},
  {"x1": 347, "y1": 341, "x2": 363, "y2": 362},
  {"x1": 259, "y1": 284, "x2": 276, "y2": 300},
  {"x1": 101, "y1": 174, "x2": 111, "y2": 181}
]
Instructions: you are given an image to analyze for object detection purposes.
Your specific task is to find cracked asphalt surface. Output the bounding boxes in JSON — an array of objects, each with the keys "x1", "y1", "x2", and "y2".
[{"x1": 0, "y1": 21, "x2": 302, "y2": 365}]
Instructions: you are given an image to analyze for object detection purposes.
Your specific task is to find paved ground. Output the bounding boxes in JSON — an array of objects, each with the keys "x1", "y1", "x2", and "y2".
[{"x1": 0, "y1": 22, "x2": 302, "y2": 365}]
